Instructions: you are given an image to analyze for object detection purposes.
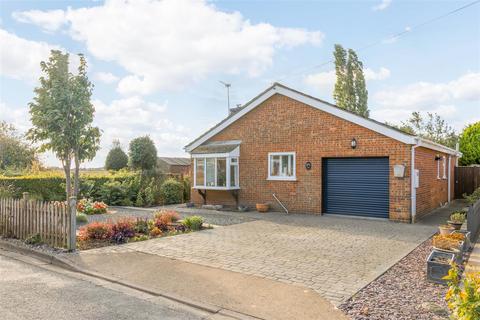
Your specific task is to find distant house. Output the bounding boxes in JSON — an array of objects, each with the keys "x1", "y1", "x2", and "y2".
[
  {"x1": 157, "y1": 157, "x2": 191, "y2": 175},
  {"x1": 184, "y1": 83, "x2": 461, "y2": 223}
]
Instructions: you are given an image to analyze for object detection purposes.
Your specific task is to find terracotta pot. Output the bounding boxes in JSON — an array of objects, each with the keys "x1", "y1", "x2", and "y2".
[
  {"x1": 256, "y1": 203, "x2": 269, "y2": 213},
  {"x1": 438, "y1": 225, "x2": 454, "y2": 235},
  {"x1": 447, "y1": 221, "x2": 463, "y2": 231}
]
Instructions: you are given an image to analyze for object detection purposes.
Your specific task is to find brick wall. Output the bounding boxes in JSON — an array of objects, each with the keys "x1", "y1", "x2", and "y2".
[
  {"x1": 415, "y1": 147, "x2": 456, "y2": 219},
  {"x1": 191, "y1": 93, "x2": 413, "y2": 221}
]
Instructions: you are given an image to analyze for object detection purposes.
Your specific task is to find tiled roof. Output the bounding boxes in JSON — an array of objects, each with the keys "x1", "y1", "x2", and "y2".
[{"x1": 157, "y1": 157, "x2": 191, "y2": 166}]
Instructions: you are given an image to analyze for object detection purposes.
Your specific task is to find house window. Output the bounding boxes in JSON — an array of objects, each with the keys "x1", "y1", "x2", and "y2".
[
  {"x1": 194, "y1": 156, "x2": 239, "y2": 189},
  {"x1": 268, "y1": 152, "x2": 296, "y2": 180},
  {"x1": 442, "y1": 156, "x2": 447, "y2": 179},
  {"x1": 230, "y1": 158, "x2": 239, "y2": 187}
]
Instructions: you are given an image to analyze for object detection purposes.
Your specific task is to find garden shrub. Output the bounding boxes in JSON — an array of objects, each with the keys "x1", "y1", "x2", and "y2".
[
  {"x1": 99, "y1": 180, "x2": 128, "y2": 205},
  {"x1": 182, "y1": 176, "x2": 191, "y2": 202},
  {"x1": 149, "y1": 227, "x2": 162, "y2": 237},
  {"x1": 0, "y1": 182, "x2": 16, "y2": 198},
  {"x1": 182, "y1": 215, "x2": 203, "y2": 231},
  {"x1": 77, "y1": 199, "x2": 108, "y2": 215},
  {"x1": 154, "y1": 210, "x2": 180, "y2": 222},
  {"x1": 444, "y1": 264, "x2": 480, "y2": 319},
  {"x1": 160, "y1": 178, "x2": 183, "y2": 204},
  {"x1": 464, "y1": 187, "x2": 480, "y2": 205},
  {"x1": 25, "y1": 233, "x2": 42, "y2": 245},
  {"x1": 144, "y1": 185, "x2": 155, "y2": 206},
  {"x1": 80, "y1": 221, "x2": 113, "y2": 240},
  {"x1": 134, "y1": 219, "x2": 149, "y2": 234},
  {"x1": 76, "y1": 213, "x2": 88, "y2": 224},
  {"x1": 111, "y1": 218, "x2": 136, "y2": 244},
  {"x1": 135, "y1": 191, "x2": 144, "y2": 207}
]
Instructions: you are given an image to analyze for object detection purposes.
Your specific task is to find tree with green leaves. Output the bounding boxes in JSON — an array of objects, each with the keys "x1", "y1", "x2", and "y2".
[
  {"x1": 28, "y1": 50, "x2": 100, "y2": 200},
  {"x1": 394, "y1": 112, "x2": 458, "y2": 148},
  {"x1": 105, "y1": 139, "x2": 128, "y2": 171},
  {"x1": 459, "y1": 122, "x2": 480, "y2": 166},
  {"x1": 0, "y1": 121, "x2": 38, "y2": 173},
  {"x1": 333, "y1": 44, "x2": 369, "y2": 117},
  {"x1": 128, "y1": 136, "x2": 157, "y2": 171}
]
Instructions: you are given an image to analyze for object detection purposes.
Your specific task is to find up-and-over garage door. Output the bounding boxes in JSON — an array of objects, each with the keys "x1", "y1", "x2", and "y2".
[{"x1": 322, "y1": 157, "x2": 389, "y2": 218}]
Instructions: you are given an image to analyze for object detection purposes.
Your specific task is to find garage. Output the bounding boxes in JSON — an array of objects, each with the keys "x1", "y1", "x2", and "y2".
[{"x1": 322, "y1": 157, "x2": 389, "y2": 218}]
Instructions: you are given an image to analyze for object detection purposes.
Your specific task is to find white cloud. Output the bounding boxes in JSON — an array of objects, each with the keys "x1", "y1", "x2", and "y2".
[
  {"x1": 94, "y1": 71, "x2": 119, "y2": 84},
  {"x1": 0, "y1": 28, "x2": 61, "y2": 82},
  {"x1": 364, "y1": 67, "x2": 391, "y2": 81},
  {"x1": 371, "y1": 72, "x2": 480, "y2": 130},
  {"x1": 14, "y1": 0, "x2": 324, "y2": 95},
  {"x1": 304, "y1": 67, "x2": 391, "y2": 94},
  {"x1": 372, "y1": 0, "x2": 392, "y2": 11},
  {"x1": 12, "y1": 9, "x2": 66, "y2": 32},
  {"x1": 373, "y1": 72, "x2": 480, "y2": 108}
]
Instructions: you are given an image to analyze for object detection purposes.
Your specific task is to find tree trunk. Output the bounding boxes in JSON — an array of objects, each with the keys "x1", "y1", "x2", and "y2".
[
  {"x1": 73, "y1": 151, "x2": 80, "y2": 198},
  {"x1": 64, "y1": 158, "x2": 72, "y2": 201}
]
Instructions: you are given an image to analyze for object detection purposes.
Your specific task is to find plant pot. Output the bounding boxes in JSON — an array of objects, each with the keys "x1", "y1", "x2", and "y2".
[
  {"x1": 453, "y1": 230, "x2": 471, "y2": 251},
  {"x1": 438, "y1": 225, "x2": 454, "y2": 235},
  {"x1": 433, "y1": 242, "x2": 464, "y2": 264},
  {"x1": 256, "y1": 203, "x2": 269, "y2": 213},
  {"x1": 427, "y1": 250, "x2": 455, "y2": 285},
  {"x1": 447, "y1": 221, "x2": 463, "y2": 230}
]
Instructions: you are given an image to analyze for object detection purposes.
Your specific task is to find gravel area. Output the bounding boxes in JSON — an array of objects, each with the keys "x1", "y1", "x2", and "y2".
[
  {"x1": 339, "y1": 238, "x2": 449, "y2": 320},
  {"x1": 78, "y1": 205, "x2": 257, "y2": 229},
  {"x1": 0, "y1": 236, "x2": 68, "y2": 256}
]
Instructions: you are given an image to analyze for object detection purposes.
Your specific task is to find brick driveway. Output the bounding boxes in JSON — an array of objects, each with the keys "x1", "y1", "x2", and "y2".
[{"x1": 88, "y1": 213, "x2": 437, "y2": 305}]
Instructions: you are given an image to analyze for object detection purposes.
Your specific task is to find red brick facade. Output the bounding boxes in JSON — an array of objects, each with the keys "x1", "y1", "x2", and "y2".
[
  {"x1": 414, "y1": 147, "x2": 455, "y2": 220},
  {"x1": 190, "y1": 93, "x2": 456, "y2": 222}
]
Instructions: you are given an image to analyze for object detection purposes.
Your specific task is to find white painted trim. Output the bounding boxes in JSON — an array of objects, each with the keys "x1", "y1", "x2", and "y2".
[
  {"x1": 416, "y1": 138, "x2": 460, "y2": 156},
  {"x1": 185, "y1": 83, "x2": 460, "y2": 156},
  {"x1": 442, "y1": 156, "x2": 447, "y2": 179},
  {"x1": 267, "y1": 152, "x2": 296, "y2": 181},
  {"x1": 192, "y1": 152, "x2": 230, "y2": 158},
  {"x1": 411, "y1": 145, "x2": 418, "y2": 223},
  {"x1": 193, "y1": 186, "x2": 240, "y2": 191}
]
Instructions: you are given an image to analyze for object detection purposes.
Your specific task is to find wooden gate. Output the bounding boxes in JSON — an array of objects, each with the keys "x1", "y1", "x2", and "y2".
[{"x1": 454, "y1": 166, "x2": 480, "y2": 199}]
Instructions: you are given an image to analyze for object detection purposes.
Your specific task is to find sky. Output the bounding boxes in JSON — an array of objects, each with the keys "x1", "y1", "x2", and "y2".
[{"x1": 1, "y1": 0, "x2": 479, "y2": 168}]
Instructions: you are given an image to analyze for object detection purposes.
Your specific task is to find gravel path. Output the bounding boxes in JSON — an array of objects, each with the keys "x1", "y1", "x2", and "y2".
[{"x1": 339, "y1": 238, "x2": 449, "y2": 320}]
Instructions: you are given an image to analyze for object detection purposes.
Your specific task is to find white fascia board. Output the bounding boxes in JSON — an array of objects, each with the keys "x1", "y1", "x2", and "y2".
[
  {"x1": 415, "y1": 138, "x2": 462, "y2": 156},
  {"x1": 191, "y1": 152, "x2": 230, "y2": 158},
  {"x1": 186, "y1": 84, "x2": 420, "y2": 152},
  {"x1": 274, "y1": 86, "x2": 417, "y2": 145},
  {"x1": 185, "y1": 89, "x2": 277, "y2": 152}
]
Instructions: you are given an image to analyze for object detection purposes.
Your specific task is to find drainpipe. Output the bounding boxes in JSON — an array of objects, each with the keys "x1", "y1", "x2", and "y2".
[
  {"x1": 411, "y1": 144, "x2": 419, "y2": 223},
  {"x1": 448, "y1": 155, "x2": 451, "y2": 203}
]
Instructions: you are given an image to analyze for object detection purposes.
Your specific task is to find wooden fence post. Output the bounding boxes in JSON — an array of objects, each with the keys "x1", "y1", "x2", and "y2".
[{"x1": 67, "y1": 196, "x2": 77, "y2": 251}]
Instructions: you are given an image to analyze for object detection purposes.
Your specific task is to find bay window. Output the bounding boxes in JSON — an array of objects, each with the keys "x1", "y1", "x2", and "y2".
[{"x1": 193, "y1": 156, "x2": 240, "y2": 189}]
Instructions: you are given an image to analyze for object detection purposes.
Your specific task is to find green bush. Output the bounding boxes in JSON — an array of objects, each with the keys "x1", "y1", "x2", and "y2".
[
  {"x1": 76, "y1": 213, "x2": 88, "y2": 224},
  {"x1": 105, "y1": 141, "x2": 128, "y2": 171},
  {"x1": 160, "y1": 178, "x2": 183, "y2": 205},
  {"x1": 99, "y1": 180, "x2": 128, "y2": 205},
  {"x1": 182, "y1": 215, "x2": 203, "y2": 231},
  {"x1": 0, "y1": 182, "x2": 16, "y2": 198},
  {"x1": 464, "y1": 187, "x2": 480, "y2": 205},
  {"x1": 25, "y1": 233, "x2": 42, "y2": 245},
  {"x1": 182, "y1": 176, "x2": 191, "y2": 202}
]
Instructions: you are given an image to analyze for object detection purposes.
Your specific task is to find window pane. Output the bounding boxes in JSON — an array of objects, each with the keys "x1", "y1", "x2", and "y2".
[
  {"x1": 206, "y1": 158, "x2": 215, "y2": 186},
  {"x1": 195, "y1": 159, "x2": 204, "y2": 186},
  {"x1": 270, "y1": 155, "x2": 280, "y2": 176},
  {"x1": 281, "y1": 155, "x2": 289, "y2": 176},
  {"x1": 217, "y1": 158, "x2": 226, "y2": 187},
  {"x1": 230, "y1": 164, "x2": 238, "y2": 187}
]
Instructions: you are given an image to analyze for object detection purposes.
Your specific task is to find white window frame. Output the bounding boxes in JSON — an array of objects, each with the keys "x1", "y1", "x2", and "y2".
[
  {"x1": 267, "y1": 152, "x2": 296, "y2": 181},
  {"x1": 442, "y1": 156, "x2": 447, "y2": 179},
  {"x1": 437, "y1": 158, "x2": 441, "y2": 180},
  {"x1": 193, "y1": 156, "x2": 240, "y2": 190}
]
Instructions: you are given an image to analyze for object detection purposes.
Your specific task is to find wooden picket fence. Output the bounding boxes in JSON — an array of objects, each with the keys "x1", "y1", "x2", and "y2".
[{"x1": 0, "y1": 193, "x2": 76, "y2": 250}]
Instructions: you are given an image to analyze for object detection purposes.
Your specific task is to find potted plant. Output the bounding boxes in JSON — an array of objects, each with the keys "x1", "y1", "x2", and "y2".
[
  {"x1": 256, "y1": 203, "x2": 269, "y2": 213},
  {"x1": 426, "y1": 250, "x2": 455, "y2": 285},
  {"x1": 432, "y1": 234, "x2": 464, "y2": 264},
  {"x1": 452, "y1": 230, "x2": 471, "y2": 251},
  {"x1": 447, "y1": 211, "x2": 466, "y2": 230},
  {"x1": 438, "y1": 224, "x2": 454, "y2": 235}
]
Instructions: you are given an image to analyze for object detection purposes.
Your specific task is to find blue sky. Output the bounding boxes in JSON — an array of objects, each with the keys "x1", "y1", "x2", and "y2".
[{"x1": 1, "y1": 0, "x2": 479, "y2": 168}]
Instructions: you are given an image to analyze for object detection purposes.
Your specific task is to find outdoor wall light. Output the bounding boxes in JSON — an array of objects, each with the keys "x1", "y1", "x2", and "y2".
[
  {"x1": 305, "y1": 161, "x2": 312, "y2": 170},
  {"x1": 435, "y1": 155, "x2": 442, "y2": 161},
  {"x1": 351, "y1": 138, "x2": 357, "y2": 149}
]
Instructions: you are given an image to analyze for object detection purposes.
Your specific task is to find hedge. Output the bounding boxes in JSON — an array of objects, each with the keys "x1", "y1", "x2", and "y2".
[{"x1": 0, "y1": 170, "x2": 188, "y2": 207}]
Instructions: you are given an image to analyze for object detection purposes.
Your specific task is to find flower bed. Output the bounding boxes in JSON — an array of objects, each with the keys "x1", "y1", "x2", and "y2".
[
  {"x1": 77, "y1": 199, "x2": 108, "y2": 215},
  {"x1": 77, "y1": 210, "x2": 207, "y2": 250}
]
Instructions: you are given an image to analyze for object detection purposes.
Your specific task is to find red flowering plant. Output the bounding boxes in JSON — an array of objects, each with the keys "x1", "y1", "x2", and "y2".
[
  {"x1": 78, "y1": 221, "x2": 113, "y2": 241},
  {"x1": 111, "y1": 218, "x2": 136, "y2": 244},
  {"x1": 77, "y1": 199, "x2": 108, "y2": 215}
]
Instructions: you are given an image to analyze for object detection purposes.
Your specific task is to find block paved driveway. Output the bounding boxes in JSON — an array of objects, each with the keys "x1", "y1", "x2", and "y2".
[{"x1": 87, "y1": 211, "x2": 438, "y2": 305}]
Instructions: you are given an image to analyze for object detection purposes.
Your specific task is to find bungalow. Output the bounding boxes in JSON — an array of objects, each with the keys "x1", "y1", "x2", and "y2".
[{"x1": 184, "y1": 83, "x2": 461, "y2": 222}]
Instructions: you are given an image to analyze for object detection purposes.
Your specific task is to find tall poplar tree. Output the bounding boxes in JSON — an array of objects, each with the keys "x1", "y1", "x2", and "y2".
[{"x1": 333, "y1": 45, "x2": 369, "y2": 117}]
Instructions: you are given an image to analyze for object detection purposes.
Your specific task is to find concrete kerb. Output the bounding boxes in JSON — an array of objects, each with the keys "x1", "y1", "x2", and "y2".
[{"x1": 0, "y1": 239, "x2": 262, "y2": 320}]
